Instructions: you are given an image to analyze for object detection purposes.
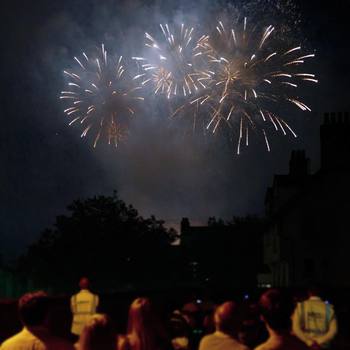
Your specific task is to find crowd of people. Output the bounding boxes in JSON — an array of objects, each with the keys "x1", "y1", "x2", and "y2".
[{"x1": 0, "y1": 278, "x2": 338, "y2": 350}]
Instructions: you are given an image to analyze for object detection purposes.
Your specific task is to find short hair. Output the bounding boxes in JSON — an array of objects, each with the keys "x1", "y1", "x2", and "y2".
[
  {"x1": 214, "y1": 301, "x2": 238, "y2": 334},
  {"x1": 259, "y1": 289, "x2": 294, "y2": 332},
  {"x1": 79, "y1": 277, "x2": 90, "y2": 289},
  {"x1": 18, "y1": 291, "x2": 49, "y2": 327}
]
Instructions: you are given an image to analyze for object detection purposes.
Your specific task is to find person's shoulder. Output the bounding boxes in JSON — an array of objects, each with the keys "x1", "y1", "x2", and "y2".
[
  {"x1": 0, "y1": 329, "x2": 35, "y2": 349},
  {"x1": 71, "y1": 291, "x2": 81, "y2": 299},
  {"x1": 84, "y1": 289, "x2": 96, "y2": 297},
  {"x1": 238, "y1": 343, "x2": 250, "y2": 350},
  {"x1": 293, "y1": 301, "x2": 302, "y2": 314},
  {"x1": 254, "y1": 338, "x2": 274, "y2": 350},
  {"x1": 0, "y1": 332, "x2": 43, "y2": 350},
  {"x1": 0, "y1": 334, "x2": 19, "y2": 349},
  {"x1": 309, "y1": 297, "x2": 334, "y2": 310},
  {"x1": 232, "y1": 338, "x2": 250, "y2": 350},
  {"x1": 200, "y1": 333, "x2": 216, "y2": 343},
  {"x1": 199, "y1": 333, "x2": 215, "y2": 348},
  {"x1": 254, "y1": 344, "x2": 266, "y2": 350}
]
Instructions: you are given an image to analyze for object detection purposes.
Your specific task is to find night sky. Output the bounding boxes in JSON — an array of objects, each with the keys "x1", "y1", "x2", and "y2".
[{"x1": 1, "y1": 0, "x2": 349, "y2": 257}]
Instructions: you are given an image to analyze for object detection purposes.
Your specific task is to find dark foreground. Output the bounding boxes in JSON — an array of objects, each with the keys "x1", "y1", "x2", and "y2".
[{"x1": 1, "y1": 288, "x2": 350, "y2": 349}]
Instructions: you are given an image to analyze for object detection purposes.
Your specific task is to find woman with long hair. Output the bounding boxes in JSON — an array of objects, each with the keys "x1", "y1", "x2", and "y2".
[{"x1": 118, "y1": 297, "x2": 169, "y2": 350}]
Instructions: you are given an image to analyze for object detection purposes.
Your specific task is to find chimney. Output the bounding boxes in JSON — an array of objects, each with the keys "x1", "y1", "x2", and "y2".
[
  {"x1": 289, "y1": 150, "x2": 309, "y2": 177},
  {"x1": 181, "y1": 217, "x2": 190, "y2": 234}
]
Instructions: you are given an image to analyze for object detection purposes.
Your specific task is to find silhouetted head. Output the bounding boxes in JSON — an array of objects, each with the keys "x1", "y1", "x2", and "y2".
[
  {"x1": 308, "y1": 285, "x2": 321, "y2": 298},
  {"x1": 18, "y1": 291, "x2": 50, "y2": 327},
  {"x1": 214, "y1": 301, "x2": 238, "y2": 335},
  {"x1": 79, "y1": 314, "x2": 115, "y2": 350},
  {"x1": 259, "y1": 289, "x2": 294, "y2": 333},
  {"x1": 169, "y1": 310, "x2": 190, "y2": 338},
  {"x1": 79, "y1": 277, "x2": 90, "y2": 290}
]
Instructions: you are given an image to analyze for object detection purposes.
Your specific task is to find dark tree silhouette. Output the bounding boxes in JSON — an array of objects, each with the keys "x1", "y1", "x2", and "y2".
[{"x1": 17, "y1": 192, "x2": 178, "y2": 292}]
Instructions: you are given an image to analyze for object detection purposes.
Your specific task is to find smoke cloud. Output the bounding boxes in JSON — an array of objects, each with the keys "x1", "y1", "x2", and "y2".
[{"x1": 2, "y1": 0, "x2": 338, "y2": 257}]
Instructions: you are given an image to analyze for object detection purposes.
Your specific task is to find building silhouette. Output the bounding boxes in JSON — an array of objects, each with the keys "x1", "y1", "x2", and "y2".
[
  {"x1": 180, "y1": 216, "x2": 264, "y2": 288},
  {"x1": 259, "y1": 112, "x2": 350, "y2": 287}
]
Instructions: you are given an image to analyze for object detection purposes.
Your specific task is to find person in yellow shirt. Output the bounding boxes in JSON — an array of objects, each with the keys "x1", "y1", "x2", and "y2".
[
  {"x1": 0, "y1": 291, "x2": 74, "y2": 350},
  {"x1": 71, "y1": 277, "x2": 99, "y2": 337},
  {"x1": 292, "y1": 287, "x2": 337, "y2": 349}
]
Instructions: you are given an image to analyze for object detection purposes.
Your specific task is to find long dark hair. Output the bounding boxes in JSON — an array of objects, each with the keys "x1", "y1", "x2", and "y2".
[{"x1": 127, "y1": 298, "x2": 168, "y2": 350}]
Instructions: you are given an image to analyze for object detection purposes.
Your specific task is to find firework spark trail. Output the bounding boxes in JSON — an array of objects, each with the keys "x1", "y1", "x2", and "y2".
[
  {"x1": 60, "y1": 44, "x2": 144, "y2": 148},
  {"x1": 199, "y1": 17, "x2": 317, "y2": 153},
  {"x1": 132, "y1": 23, "x2": 212, "y2": 99}
]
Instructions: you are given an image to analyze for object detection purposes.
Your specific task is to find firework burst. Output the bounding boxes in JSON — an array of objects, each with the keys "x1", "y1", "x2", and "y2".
[
  {"x1": 60, "y1": 44, "x2": 144, "y2": 148},
  {"x1": 132, "y1": 23, "x2": 212, "y2": 99},
  {"x1": 196, "y1": 18, "x2": 317, "y2": 153}
]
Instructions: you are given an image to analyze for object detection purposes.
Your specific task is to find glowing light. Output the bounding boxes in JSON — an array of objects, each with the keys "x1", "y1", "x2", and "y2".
[
  {"x1": 133, "y1": 23, "x2": 211, "y2": 98},
  {"x1": 196, "y1": 18, "x2": 316, "y2": 153},
  {"x1": 60, "y1": 44, "x2": 143, "y2": 148}
]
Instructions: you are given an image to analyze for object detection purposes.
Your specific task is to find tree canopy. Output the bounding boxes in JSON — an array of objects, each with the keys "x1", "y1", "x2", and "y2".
[{"x1": 18, "y1": 192, "x2": 178, "y2": 292}]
